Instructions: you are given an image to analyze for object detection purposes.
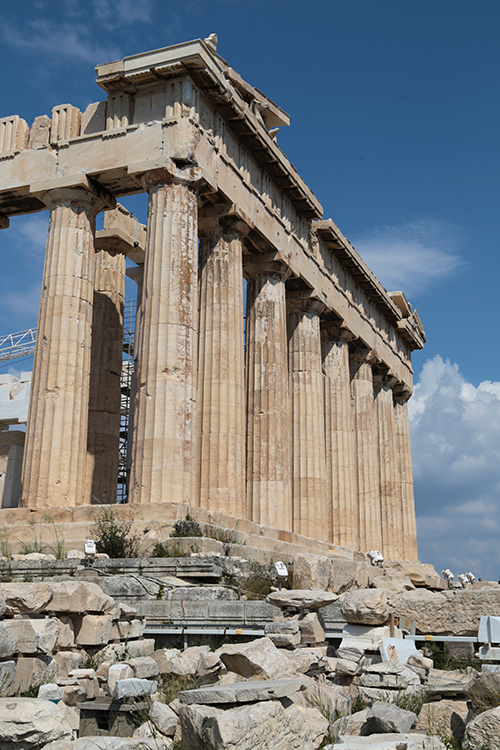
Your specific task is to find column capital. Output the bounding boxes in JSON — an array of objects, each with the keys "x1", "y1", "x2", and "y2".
[
  {"x1": 198, "y1": 201, "x2": 253, "y2": 238},
  {"x1": 129, "y1": 158, "x2": 203, "y2": 192},
  {"x1": 394, "y1": 384, "x2": 413, "y2": 403},
  {"x1": 351, "y1": 345, "x2": 379, "y2": 367},
  {"x1": 30, "y1": 174, "x2": 115, "y2": 212},
  {"x1": 321, "y1": 320, "x2": 355, "y2": 343},
  {"x1": 286, "y1": 290, "x2": 326, "y2": 315},
  {"x1": 373, "y1": 373, "x2": 398, "y2": 389},
  {"x1": 126, "y1": 265, "x2": 144, "y2": 287},
  {"x1": 243, "y1": 254, "x2": 292, "y2": 281},
  {"x1": 0, "y1": 213, "x2": 9, "y2": 230}
]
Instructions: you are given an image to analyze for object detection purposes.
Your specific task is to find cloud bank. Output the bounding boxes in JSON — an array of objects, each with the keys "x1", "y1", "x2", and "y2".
[
  {"x1": 354, "y1": 219, "x2": 464, "y2": 298},
  {"x1": 410, "y1": 355, "x2": 500, "y2": 580}
]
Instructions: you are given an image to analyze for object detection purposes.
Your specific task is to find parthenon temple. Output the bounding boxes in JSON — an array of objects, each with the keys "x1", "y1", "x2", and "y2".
[{"x1": 0, "y1": 37, "x2": 425, "y2": 560}]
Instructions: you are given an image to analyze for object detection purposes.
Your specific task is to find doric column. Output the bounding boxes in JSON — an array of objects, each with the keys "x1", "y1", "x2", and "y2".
[
  {"x1": 322, "y1": 323, "x2": 358, "y2": 548},
  {"x1": 125, "y1": 265, "x2": 144, "y2": 492},
  {"x1": 21, "y1": 182, "x2": 112, "y2": 507},
  {"x1": 245, "y1": 258, "x2": 291, "y2": 529},
  {"x1": 374, "y1": 374, "x2": 401, "y2": 559},
  {"x1": 129, "y1": 164, "x2": 201, "y2": 505},
  {"x1": 197, "y1": 222, "x2": 245, "y2": 515},
  {"x1": 351, "y1": 347, "x2": 382, "y2": 551},
  {"x1": 85, "y1": 245, "x2": 125, "y2": 504},
  {"x1": 287, "y1": 292, "x2": 327, "y2": 542},
  {"x1": 394, "y1": 390, "x2": 418, "y2": 560}
]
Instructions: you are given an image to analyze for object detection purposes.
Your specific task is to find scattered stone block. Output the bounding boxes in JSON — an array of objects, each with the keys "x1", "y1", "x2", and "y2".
[
  {"x1": 109, "y1": 618, "x2": 145, "y2": 641},
  {"x1": 66, "y1": 549, "x2": 85, "y2": 559},
  {"x1": 0, "y1": 697, "x2": 72, "y2": 746},
  {"x1": 60, "y1": 680, "x2": 87, "y2": 706},
  {"x1": 114, "y1": 678, "x2": 158, "y2": 699},
  {"x1": 427, "y1": 668, "x2": 475, "y2": 695},
  {"x1": 197, "y1": 650, "x2": 222, "y2": 676},
  {"x1": 407, "y1": 653, "x2": 433, "y2": 671},
  {"x1": 150, "y1": 700, "x2": 179, "y2": 736},
  {"x1": 415, "y1": 699, "x2": 469, "y2": 742},
  {"x1": 75, "y1": 614, "x2": 113, "y2": 646},
  {"x1": 161, "y1": 645, "x2": 210, "y2": 677},
  {"x1": 292, "y1": 680, "x2": 351, "y2": 717},
  {"x1": 464, "y1": 704, "x2": 500, "y2": 749},
  {"x1": 360, "y1": 660, "x2": 420, "y2": 689},
  {"x1": 336, "y1": 658, "x2": 361, "y2": 676},
  {"x1": 0, "y1": 660, "x2": 15, "y2": 696},
  {"x1": 151, "y1": 648, "x2": 182, "y2": 674},
  {"x1": 14, "y1": 655, "x2": 58, "y2": 693},
  {"x1": 331, "y1": 708, "x2": 370, "y2": 737},
  {"x1": 371, "y1": 575, "x2": 415, "y2": 593},
  {"x1": 341, "y1": 589, "x2": 395, "y2": 626},
  {"x1": 57, "y1": 701, "x2": 80, "y2": 732},
  {"x1": 294, "y1": 553, "x2": 331, "y2": 589},
  {"x1": 46, "y1": 581, "x2": 114, "y2": 614},
  {"x1": 55, "y1": 616, "x2": 75, "y2": 648},
  {"x1": 297, "y1": 611, "x2": 326, "y2": 645},
  {"x1": 31, "y1": 618, "x2": 61, "y2": 653},
  {"x1": 108, "y1": 663, "x2": 134, "y2": 695},
  {"x1": 336, "y1": 644, "x2": 365, "y2": 662},
  {"x1": 364, "y1": 700, "x2": 417, "y2": 733},
  {"x1": 38, "y1": 683, "x2": 64, "y2": 702},
  {"x1": 179, "y1": 677, "x2": 308, "y2": 705},
  {"x1": 218, "y1": 637, "x2": 297, "y2": 680},
  {"x1": 180, "y1": 699, "x2": 317, "y2": 750},
  {"x1": 266, "y1": 589, "x2": 337, "y2": 611},
  {"x1": 127, "y1": 656, "x2": 159, "y2": 680},
  {"x1": 264, "y1": 621, "x2": 301, "y2": 649},
  {"x1": 0, "y1": 621, "x2": 22, "y2": 659},
  {"x1": 97, "y1": 638, "x2": 155, "y2": 663},
  {"x1": 283, "y1": 648, "x2": 321, "y2": 674},
  {"x1": 0, "y1": 582, "x2": 53, "y2": 615},
  {"x1": 53, "y1": 650, "x2": 82, "y2": 679}
]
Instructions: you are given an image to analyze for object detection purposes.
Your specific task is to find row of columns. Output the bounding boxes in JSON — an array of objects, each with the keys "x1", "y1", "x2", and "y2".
[{"x1": 20, "y1": 171, "x2": 418, "y2": 560}]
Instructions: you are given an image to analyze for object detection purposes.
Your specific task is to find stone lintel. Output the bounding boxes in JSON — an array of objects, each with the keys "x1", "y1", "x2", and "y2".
[
  {"x1": 128, "y1": 158, "x2": 207, "y2": 193},
  {"x1": 95, "y1": 228, "x2": 145, "y2": 265},
  {"x1": 321, "y1": 319, "x2": 356, "y2": 343},
  {"x1": 243, "y1": 253, "x2": 292, "y2": 281},
  {"x1": 30, "y1": 174, "x2": 116, "y2": 210},
  {"x1": 198, "y1": 201, "x2": 254, "y2": 236},
  {"x1": 0, "y1": 213, "x2": 9, "y2": 229},
  {"x1": 373, "y1": 373, "x2": 398, "y2": 390}
]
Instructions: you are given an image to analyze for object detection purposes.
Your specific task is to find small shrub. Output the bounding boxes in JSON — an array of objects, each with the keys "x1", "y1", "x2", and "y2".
[
  {"x1": 350, "y1": 693, "x2": 367, "y2": 714},
  {"x1": 91, "y1": 509, "x2": 140, "y2": 558},
  {"x1": 152, "y1": 540, "x2": 196, "y2": 558},
  {"x1": 161, "y1": 674, "x2": 197, "y2": 704},
  {"x1": 17, "y1": 519, "x2": 45, "y2": 555},
  {"x1": 170, "y1": 514, "x2": 202, "y2": 539},
  {"x1": 240, "y1": 562, "x2": 275, "y2": 600},
  {"x1": 383, "y1": 687, "x2": 429, "y2": 715},
  {"x1": 204, "y1": 525, "x2": 245, "y2": 546}
]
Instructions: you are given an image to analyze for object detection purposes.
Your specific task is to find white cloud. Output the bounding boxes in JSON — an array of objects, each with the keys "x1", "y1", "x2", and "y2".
[
  {"x1": 353, "y1": 219, "x2": 464, "y2": 298},
  {"x1": 409, "y1": 355, "x2": 500, "y2": 580},
  {"x1": 92, "y1": 0, "x2": 153, "y2": 27}
]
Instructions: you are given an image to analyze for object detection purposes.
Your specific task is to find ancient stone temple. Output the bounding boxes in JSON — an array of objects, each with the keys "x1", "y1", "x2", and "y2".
[{"x1": 0, "y1": 37, "x2": 425, "y2": 559}]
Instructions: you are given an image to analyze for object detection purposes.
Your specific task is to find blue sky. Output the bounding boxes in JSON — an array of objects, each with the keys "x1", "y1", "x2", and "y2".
[{"x1": 0, "y1": 0, "x2": 499, "y2": 579}]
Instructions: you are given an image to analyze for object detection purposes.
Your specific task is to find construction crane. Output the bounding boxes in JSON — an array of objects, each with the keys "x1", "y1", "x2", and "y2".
[{"x1": 0, "y1": 327, "x2": 37, "y2": 362}]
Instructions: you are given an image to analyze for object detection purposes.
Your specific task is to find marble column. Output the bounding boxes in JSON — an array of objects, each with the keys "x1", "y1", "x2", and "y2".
[
  {"x1": 85, "y1": 245, "x2": 125, "y2": 504},
  {"x1": 21, "y1": 185, "x2": 109, "y2": 507},
  {"x1": 245, "y1": 259, "x2": 291, "y2": 529},
  {"x1": 351, "y1": 348, "x2": 382, "y2": 551},
  {"x1": 125, "y1": 265, "x2": 144, "y2": 493},
  {"x1": 129, "y1": 166, "x2": 200, "y2": 506},
  {"x1": 287, "y1": 293, "x2": 327, "y2": 542},
  {"x1": 322, "y1": 323, "x2": 358, "y2": 548},
  {"x1": 374, "y1": 374, "x2": 401, "y2": 559},
  {"x1": 394, "y1": 391, "x2": 418, "y2": 560},
  {"x1": 197, "y1": 223, "x2": 245, "y2": 516}
]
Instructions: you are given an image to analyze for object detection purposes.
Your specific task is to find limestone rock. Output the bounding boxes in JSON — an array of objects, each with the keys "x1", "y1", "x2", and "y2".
[
  {"x1": 127, "y1": 656, "x2": 159, "y2": 680},
  {"x1": 283, "y1": 647, "x2": 322, "y2": 674},
  {"x1": 57, "y1": 702, "x2": 80, "y2": 732},
  {"x1": 407, "y1": 653, "x2": 433, "y2": 671},
  {"x1": 295, "y1": 704, "x2": 329, "y2": 746},
  {"x1": 415, "y1": 700, "x2": 469, "y2": 742},
  {"x1": 179, "y1": 677, "x2": 308, "y2": 705},
  {"x1": 55, "y1": 616, "x2": 75, "y2": 648},
  {"x1": 60, "y1": 681, "x2": 87, "y2": 706},
  {"x1": 0, "y1": 583, "x2": 53, "y2": 615},
  {"x1": 114, "y1": 678, "x2": 157, "y2": 699},
  {"x1": 11, "y1": 553, "x2": 55, "y2": 562},
  {"x1": 383, "y1": 560, "x2": 445, "y2": 589},
  {"x1": 394, "y1": 589, "x2": 500, "y2": 636},
  {"x1": 151, "y1": 648, "x2": 182, "y2": 674},
  {"x1": 0, "y1": 596, "x2": 5, "y2": 617},
  {"x1": 217, "y1": 637, "x2": 297, "y2": 680},
  {"x1": 0, "y1": 661, "x2": 15, "y2": 696},
  {"x1": 360, "y1": 660, "x2": 420, "y2": 689},
  {"x1": 0, "y1": 621, "x2": 23, "y2": 659},
  {"x1": 465, "y1": 671, "x2": 500, "y2": 710},
  {"x1": 294, "y1": 553, "x2": 331, "y2": 589},
  {"x1": 2, "y1": 618, "x2": 37, "y2": 653},
  {"x1": 0, "y1": 697, "x2": 72, "y2": 748},
  {"x1": 29, "y1": 115, "x2": 51, "y2": 149},
  {"x1": 341, "y1": 589, "x2": 395, "y2": 625},
  {"x1": 53, "y1": 650, "x2": 82, "y2": 679},
  {"x1": 331, "y1": 708, "x2": 370, "y2": 737},
  {"x1": 161, "y1": 646, "x2": 210, "y2": 677},
  {"x1": 96, "y1": 638, "x2": 155, "y2": 663},
  {"x1": 108, "y1": 663, "x2": 134, "y2": 694},
  {"x1": 264, "y1": 621, "x2": 301, "y2": 649},
  {"x1": 371, "y1": 575, "x2": 415, "y2": 593},
  {"x1": 13, "y1": 655, "x2": 58, "y2": 694},
  {"x1": 336, "y1": 658, "x2": 361, "y2": 676},
  {"x1": 179, "y1": 699, "x2": 317, "y2": 750},
  {"x1": 297, "y1": 611, "x2": 326, "y2": 644},
  {"x1": 291, "y1": 679, "x2": 351, "y2": 717},
  {"x1": 74, "y1": 614, "x2": 113, "y2": 646},
  {"x1": 197, "y1": 651, "x2": 223, "y2": 676},
  {"x1": 44, "y1": 739, "x2": 173, "y2": 750},
  {"x1": 464, "y1": 705, "x2": 500, "y2": 750},
  {"x1": 364, "y1": 701, "x2": 417, "y2": 733},
  {"x1": 330, "y1": 560, "x2": 374, "y2": 593},
  {"x1": 427, "y1": 668, "x2": 475, "y2": 695},
  {"x1": 46, "y1": 581, "x2": 114, "y2": 613},
  {"x1": 266, "y1": 589, "x2": 337, "y2": 611},
  {"x1": 326, "y1": 735, "x2": 446, "y2": 749},
  {"x1": 150, "y1": 700, "x2": 179, "y2": 736},
  {"x1": 31, "y1": 618, "x2": 61, "y2": 653},
  {"x1": 336, "y1": 645, "x2": 365, "y2": 662},
  {"x1": 110, "y1": 618, "x2": 145, "y2": 641},
  {"x1": 38, "y1": 683, "x2": 64, "y2": 701}
]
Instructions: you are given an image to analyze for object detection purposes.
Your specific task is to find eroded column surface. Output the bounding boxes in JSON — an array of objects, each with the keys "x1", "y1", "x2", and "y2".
[
  {"x1": 394, "y1": 392, "x2": 418, "y2": 560},
  {"x1": 351, "y1": 348, "x2": 382, "y2": 552},
  {"x1": 125, "y1": 265, "x2": 144, "y2": 493},
  {"x1": 197, "y1": 225, "x2": 245, "y2": 515},
  {"x1": 129, "y1": 169, "x2": 199, "y2": 505},
  {"x1": 322, "y1": 323, "x2": 358, "y2": 548},
  {"x1": 374, "y1": 374, "x2": 402, "y2": 559},
  {"x1": 288, "y1": 294, "x2": 327, "y2": 542},
  {"x1": 245, "y1": 260, "x2": 291, "y2": 529},
  {"x1": 22, "y1": 186, "x2": 107, "y2": 507},
  {"x1": 85, "y1": 245, "x2": 125, "y2": 504}
]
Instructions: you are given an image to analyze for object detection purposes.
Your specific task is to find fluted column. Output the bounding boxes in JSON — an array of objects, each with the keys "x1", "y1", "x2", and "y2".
[
  {"x1": 129, "y1": 165, "x2": 200, "y2": 505},
  {"x1": 394, "y1": 391, "x2": 418, "y2": 560},
  {"x1": 322, "y1": 323, "x2": 358, "y2": 548},
  {"x1": 351, "y1": 348, "x2": 382, "y2": 551},
  {"x1": 125, "y1": 265, "x2": 144, "y2": 493},
  {"x1": 85, "y1": 245, "x2": 125, "y2": 504},
  {"x1": 374, "y1": 374, "x2": 401, "y2": 558},
  {"x1": 21, "y1": 185, "x2": 109, "y2": 507},
  {"x1": 197, "y1": 224, "x2": 245, "y2": 515},
  {"x1": 245, "y1": 259, "x2": 291, "y2": 529},
  {"x1": 287, "y1": 293, "x2": 327, "y2": 542}
]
